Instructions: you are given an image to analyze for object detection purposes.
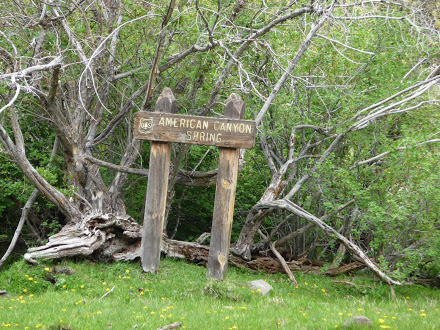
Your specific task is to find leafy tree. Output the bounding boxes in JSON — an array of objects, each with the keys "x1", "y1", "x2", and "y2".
[{"x1": 0, "y1": 0, "x2": 439, "y2": 283}]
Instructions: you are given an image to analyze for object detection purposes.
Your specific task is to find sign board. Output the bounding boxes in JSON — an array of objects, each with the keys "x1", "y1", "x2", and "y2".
[
  {"x1": 134, "y1": 112, "x2": 256, "y2": 149},
  {"x1": 136, "y1": 88, "x2": 256, "y2": 280}
]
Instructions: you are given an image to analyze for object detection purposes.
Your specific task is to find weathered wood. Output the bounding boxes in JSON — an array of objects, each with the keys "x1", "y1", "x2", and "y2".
[
  {"x1": 134, "y1": 112, "x2": 256, "y2": 149},
  {"x1": 257, "y1": 199, "x2": 401, "y2": 285},
  {"x1": 207, "y1": 94, "x2": 244, "y2": 280},
  {"x1": 140, "y1": 87, "x2": 176, "y2": 273},
  {"x1": 258, "y1": 229, "x2": 298, "y2": 285},
  {"x1": 325, "y1": 262, "x2": 365, "y2": 276}
]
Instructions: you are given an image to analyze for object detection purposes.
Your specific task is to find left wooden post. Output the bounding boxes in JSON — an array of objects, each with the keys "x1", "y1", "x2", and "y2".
[{"x1": 140, "y1": 88, "x2": 176, "y2": 273}]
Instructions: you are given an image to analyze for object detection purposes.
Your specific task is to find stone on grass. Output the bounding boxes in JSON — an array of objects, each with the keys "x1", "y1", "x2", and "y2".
[
  {"x1": 0, "y1": 290, "x2": 10, "y2": 298},
  {"x1": 248, "y1": 280, "x2": 273, "y2": 296},
  {"x1": 343, "y1": 315, "x2": 372, "y2": 327}
]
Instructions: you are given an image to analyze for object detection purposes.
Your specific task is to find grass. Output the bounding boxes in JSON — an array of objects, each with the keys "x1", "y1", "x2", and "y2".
[{"x1": 0, "y1": 258, "x2": 439, "y2": 329}]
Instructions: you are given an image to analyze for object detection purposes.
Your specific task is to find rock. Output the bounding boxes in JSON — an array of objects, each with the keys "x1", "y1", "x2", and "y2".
[
  {"x1": 0, "y1": 290, "x2": 10, "y2": 298},
  {"x1": 248, "y1": 280, "x2": 273, "y2": 296},
  {"x1": 343, "y1": 315, "x2": 372, "y2": 327},
  {"x1": 54, "y1": 266, "x2": 74, "y2": 275}
]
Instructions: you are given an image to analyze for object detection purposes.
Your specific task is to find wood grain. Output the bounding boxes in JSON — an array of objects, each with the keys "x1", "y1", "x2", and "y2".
[
  {"x1": 207, "y1": 94, "x2": 244, "y2": 280},
  {"x1": 134, "y1": 112, "x2": 256, "y2": 149},
  {"x1": 140, "y1": 88, "x2": 176, "y2": 273}
]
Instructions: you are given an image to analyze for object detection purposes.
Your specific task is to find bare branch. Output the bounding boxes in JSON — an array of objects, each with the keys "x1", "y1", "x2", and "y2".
[{"x1": 257, "y1": 199, "x2": 401, "y2": 285}]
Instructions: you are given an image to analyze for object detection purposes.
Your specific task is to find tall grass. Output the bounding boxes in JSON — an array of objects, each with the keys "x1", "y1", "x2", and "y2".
[{"x1": 0, "y1": 258, "x2": 438, "y2": 329}]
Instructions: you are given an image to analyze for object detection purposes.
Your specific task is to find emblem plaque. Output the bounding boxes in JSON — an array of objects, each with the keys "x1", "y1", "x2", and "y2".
[{"x1": 139, "y1": 118, "x2": 153, "y2": 134}]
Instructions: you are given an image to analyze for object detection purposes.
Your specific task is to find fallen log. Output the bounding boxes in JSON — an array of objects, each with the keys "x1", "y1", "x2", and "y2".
[{"x1": 325, "y1": 262, "x2": 365, "y2": 276}]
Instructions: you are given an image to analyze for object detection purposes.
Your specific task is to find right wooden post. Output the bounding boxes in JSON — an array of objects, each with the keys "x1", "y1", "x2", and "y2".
[{"x1": 207, "y1": 94, "x2": 245, "y2": 280}]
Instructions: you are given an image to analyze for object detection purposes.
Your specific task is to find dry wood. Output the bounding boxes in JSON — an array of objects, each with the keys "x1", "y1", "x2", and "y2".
[
  {"x1": 325, "y1": 262, "x2": 365, "y2": 276},
  {"x1": 207, "y1": 94, "x2": 244, "y2": 280},
  {"x1": 140, "y1": 88, "x2": 176, "y2": 274},
  {"x1": 100, "y1": 286, "x2": 115, "y2": 299},
  {"x1": 257, "y1": 199, "x2": 401, "y2": 285},
  {"x1": 258, "y1": 229, "x2": 298, "y2": 285}
]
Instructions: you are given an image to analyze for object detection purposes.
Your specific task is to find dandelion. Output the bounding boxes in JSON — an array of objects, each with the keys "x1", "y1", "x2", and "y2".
[
  {"x1": 334, "y1": 325, "x2": 339, "y2": 328},
  {"x1": 160, "y1": 315, "x2": 164, "y2": 318},
  {"x1": 380, "y1": 326, "x2": 391, "y2": 329},
  {"x1": 23, "y1": 289, "x2": 27, "y2": 293},
  {"x1": 357, "y1": 308, "x2": 363, "y2": 311},
  {"x1": 125, "y1": 269, "x2": 130, "y2": 274},
  {"x1": 322, "y1": 289, "x2": 326, "y2": 293},
  {"x1": 140, "y1": 291, "x2": 144, "y2": 296},
  {"x1": 80, "y1": 285, "x2": 85, "y2": 289},
  {"x1": 102, "y1": 282, "x2": 106, "y2": 285},
  {"x1": 97, "y1": 311, "x2": 102, "y2": 315},
  {"x1": 406, "y1": 296, "x2": 410, "y2": 299},
  {"x1": 408, "y1": 308, "x2": 412, "y2": 311},
  {"x1": 305, "y1": 282, "x2": 308, "y2": 285},
  {"x1": 28, "y1": 277, "x2": 33, "y2": 281},
  {"x1": 379, "y1": 319, "x2": 385, "y2": 323},
  {"x1": 44, "y1": 268, "x2": 50, "y2": 271},
  {"x1": 151, "y1": 312, "x2": 155, "y2": 315},
  {"x1": 225, "y1": 316, "x2": 230, "y2": 320},
  {"x1": 420, "y1": 313, "x2": 426, "y2": 317},
  {"x1": 62, "y1": 309, "x2": 67, "y2": 312},
  {"x1": 338, "y1": 313, "x2": 343, "y2": 316}
]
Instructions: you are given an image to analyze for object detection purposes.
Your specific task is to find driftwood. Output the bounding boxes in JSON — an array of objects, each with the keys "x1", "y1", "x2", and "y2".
[
  {"x1": 21, "y1": 212, "x2": 326, "y2": 277},
  {"x1": 22, "y1": 206, "x2": 395, "y2": 287},
  {"x1": 256, "y1": 199, "x2": 401, "y2": 285}
]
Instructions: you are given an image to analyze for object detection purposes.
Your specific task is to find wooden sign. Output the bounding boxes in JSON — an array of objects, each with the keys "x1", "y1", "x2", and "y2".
[
  {"x1": 134, "y1": 113, "x2": 256, "y2": 149},
  {"x1": 136, "y1": 87, "x2": 256, "y2": 280}
]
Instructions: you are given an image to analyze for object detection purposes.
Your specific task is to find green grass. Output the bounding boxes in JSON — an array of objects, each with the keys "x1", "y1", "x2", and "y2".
[{"x1": 0, "y1": 258, "x2": 438, "y2": 329}]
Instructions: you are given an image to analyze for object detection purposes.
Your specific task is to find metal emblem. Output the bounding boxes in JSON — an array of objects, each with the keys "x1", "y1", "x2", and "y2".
[{"x1": 139, "y1": 118, "x2": 153, "y2": 134}]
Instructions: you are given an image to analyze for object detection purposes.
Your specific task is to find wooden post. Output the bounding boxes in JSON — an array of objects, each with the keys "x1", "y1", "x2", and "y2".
[
  {"x1": 207, "y1": 94, "x2": 245, "y2": 280},
  {"x1": 141, "y1": 88, "x2": 176, "y2": 273}
]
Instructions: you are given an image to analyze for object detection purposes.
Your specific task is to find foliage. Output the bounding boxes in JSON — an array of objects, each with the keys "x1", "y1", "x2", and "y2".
[{"x1": 0, "y1": 0, "x2": 440, "y2": 282}]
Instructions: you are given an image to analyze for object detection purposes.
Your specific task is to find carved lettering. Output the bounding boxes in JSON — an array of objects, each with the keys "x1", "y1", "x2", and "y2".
[{"x1": 135, "y1": 113, "x2": 256, "y2": 148}]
